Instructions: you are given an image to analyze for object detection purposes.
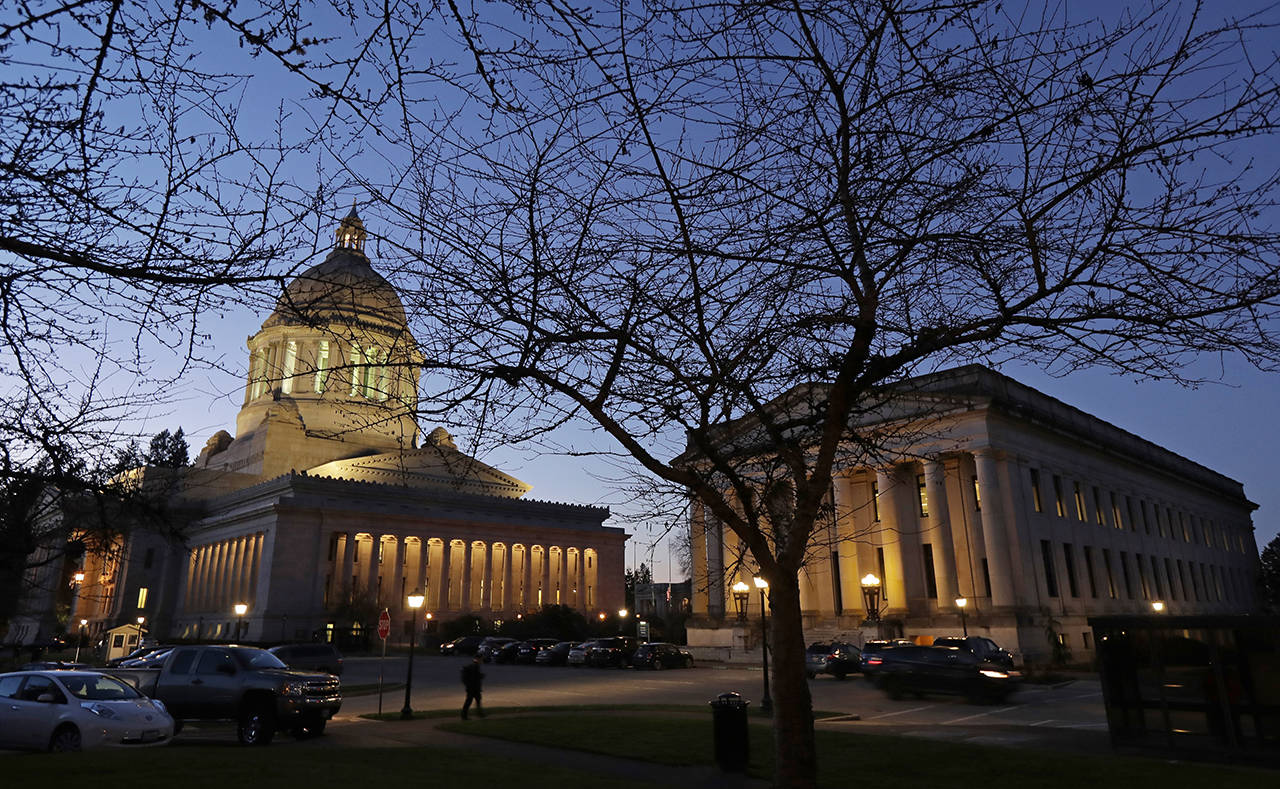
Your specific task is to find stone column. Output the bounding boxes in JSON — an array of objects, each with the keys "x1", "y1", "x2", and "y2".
[
  {"x1": 436, "y1": 540, "x2": 453, "y2": 612},
  {"x1": 340, "y1": 531, "x2": 357, "y2": 602},
  {"x1": 540, "y1": 546, "x2": 551, "y2": 608},
  {"x1": 973, "y1": 448, "x2": 1017, "y2": 608},
  {"x1": 706, "y1": 512, "x2": 726, "y2": 618},
  {"x1": 576, "y1": 549, "x2": 587, "y2": 610},
  {"x1": 390, "y1": 538, "x2": 406, "y2": 611},
  {"x1": 831, "y1": 474, "x2": 864, "y2": 615},
  {"x1": 480, "y1": 542, "x2": 493, "y2": 611},
  {"x1": 502, "y1": 544, "x2": 515, "y2": 612},
  {"x1": 690, "y1": 502, "x2": 710, "y2": 616},
  {"x1": 924, "y1": 459, "x2": 960, "y2": 606},
  {"x1": 460, "y1": 541, "x2": 474, "y2": 612},
  {"x1": 521, "y1": 545, "x2": 534, "y2": 611},
  {"x1": 874, "y1": 468, "x2": 909, "y2": 612}
]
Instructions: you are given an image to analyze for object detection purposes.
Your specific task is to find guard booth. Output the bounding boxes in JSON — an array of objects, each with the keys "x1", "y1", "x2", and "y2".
[
  {"x1": 104, "y1": 623, "x2": 148, "y2": 663},
  {"x1": 1090, "y1": 615, "x2": 1280, "y2": 766}
]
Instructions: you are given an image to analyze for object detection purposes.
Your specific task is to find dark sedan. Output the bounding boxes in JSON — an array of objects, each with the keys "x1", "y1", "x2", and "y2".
[
  {"x1": 587, "y1": 636, "x2": 639, "y2": 668},
  {"x1": 630, "y1": 642, "x2": 694, "y2": 670},
  {"x1": 513, "y1": 638, "x2": 560, "y2": 664},
  {"x1": 535, "y1": 641, "x2": 576, "y2": 666},
  {"x1": 874, "y1": 645, "x2": 1020, "y2": 703}
]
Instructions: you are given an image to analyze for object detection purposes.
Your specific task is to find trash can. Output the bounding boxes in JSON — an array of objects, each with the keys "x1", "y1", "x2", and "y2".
[{"x1": 709, "y1": 691, "x2": 750, "y2": 771}]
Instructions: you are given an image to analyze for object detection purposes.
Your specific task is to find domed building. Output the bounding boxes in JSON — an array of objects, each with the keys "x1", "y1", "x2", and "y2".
[{"x1": 7, "y1": 209, "x2": 625, "y2": 650}]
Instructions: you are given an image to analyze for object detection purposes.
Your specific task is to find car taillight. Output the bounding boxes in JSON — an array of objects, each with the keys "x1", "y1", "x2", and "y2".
[{"x1": 867, "y1": 657, "x2": 882, "y2": 665}]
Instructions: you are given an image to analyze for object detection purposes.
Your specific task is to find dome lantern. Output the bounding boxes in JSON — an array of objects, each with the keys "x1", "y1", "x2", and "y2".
[{"x1": 336, "y1": 200, "x2": 367, "y2": 253}]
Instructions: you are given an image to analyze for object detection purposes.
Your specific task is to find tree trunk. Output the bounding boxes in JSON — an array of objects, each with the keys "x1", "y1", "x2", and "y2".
[{"x1": 767, "y1": 574, "x2": 817, "y2": 789}]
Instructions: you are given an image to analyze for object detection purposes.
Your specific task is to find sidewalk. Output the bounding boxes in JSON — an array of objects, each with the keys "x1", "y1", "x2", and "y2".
[{"x1": 324, "y1": 713, "x2": 769, "y2": 789}]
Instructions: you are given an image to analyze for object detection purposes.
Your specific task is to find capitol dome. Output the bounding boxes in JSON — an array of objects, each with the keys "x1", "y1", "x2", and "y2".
[{"x1": 263, "y1": 205, "x2": 408, "y2": 330}]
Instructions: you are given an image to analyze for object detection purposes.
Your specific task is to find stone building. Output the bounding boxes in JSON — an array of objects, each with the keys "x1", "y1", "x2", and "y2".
[
  {"x1": 688, "y1": 366, "x2": 1260, "y2": 661},
  {"x1": 6, "y1": 209, "x2": 626, "y2": 648}
]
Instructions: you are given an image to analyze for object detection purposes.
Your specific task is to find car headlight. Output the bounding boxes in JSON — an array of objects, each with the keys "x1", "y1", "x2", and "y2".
[
  {"x1": 86, "y1": 703, "x2": 117, "y2": 719},
  {"x1": 150, "y1": 698, "x2": 168, "y2": 715},
  {"x1": 280, "y1": 682, "x2": 306, "y2": 696},
  {"x1": 979, "y1": 669, "x2": 1008, "y2": 679}
]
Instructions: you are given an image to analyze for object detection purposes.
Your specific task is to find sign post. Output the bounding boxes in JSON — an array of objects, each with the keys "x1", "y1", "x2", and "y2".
[{"x1": 377, "y1": 608, "x2": 390, "y2": 715}]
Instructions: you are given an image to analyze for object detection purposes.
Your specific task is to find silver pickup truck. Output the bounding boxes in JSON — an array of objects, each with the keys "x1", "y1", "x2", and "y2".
[{"x1": 106, "y1": 644, "x2": 341, "y2": 745}]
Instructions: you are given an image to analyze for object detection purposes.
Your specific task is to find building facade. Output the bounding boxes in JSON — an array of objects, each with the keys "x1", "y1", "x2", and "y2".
[
  {"x1": 688, "y1": 367, "x2": 1260, "y2": 662},
  {"x1": 6, "y1": 209, "x2": 626, "y2": 649}
]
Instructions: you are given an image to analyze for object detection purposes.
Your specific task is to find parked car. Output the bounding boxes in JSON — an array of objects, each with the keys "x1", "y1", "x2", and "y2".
[
  {"x1": 268, "y1": 643, "x2": 345, "y2": 676},
  {"x1": 630, "y1": 642, "x2": 694, "y2": 670},
  {"x1": 0, "y1": 670, "x2": 174, "y2": 751},
  {"x1": 805, "y1": 642, "x2": 832, "y2": 678},
  {"x1": 808, "y1": 640, "x2": 860, "y2": 676},
  {"x1": 440, "y1": 635, "x2": 485, "y2": 656},
  {"x1": 874, "y1": 645, "x2": 1020, "y2": 703},
  {"x1": 587, "y1": 636, "x2": 640, "y2": 668},
  {"x1": 535, "y1": 641, "x2": 576, "y2": 666},
  {"x1": 858, "y1": 639, "x2": 912, "y2": 681},
  {"x1": 514, "y1": 638, "x2": 560, "y2": 664},
  {"x1": 476, "y1": 637, "x2": 518, "y2": 663},
  {"x1": 104, "y1": 644, "x2": 341, "y2": 744},
  {"x1": 566, "y1": 641, "x2": 599, "y2": 667},
  {"x1": 930, "y1": 636, "x2": 1015, "y2": 669},
  {"x1": 18, "y1": 661, "x2": 91, "y2": 671},
  {"x1": 106, "y1": 645, "x2": 166, "y2": 667},
  {"x1": 492, "y1": 640, "x2": 525, "y2": 664},
  {"x1": 117, "y1": 647, "x2": 175, "y2": 668}
]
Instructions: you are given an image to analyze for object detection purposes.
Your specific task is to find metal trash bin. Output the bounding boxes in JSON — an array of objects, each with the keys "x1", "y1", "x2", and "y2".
[{"x1": 709, "y1": 691, "x2": 750, "y2": 771}]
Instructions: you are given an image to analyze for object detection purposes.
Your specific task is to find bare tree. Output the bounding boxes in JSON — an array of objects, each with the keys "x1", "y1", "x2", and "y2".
[{"x1": 357, "y1": 2, "x2": 1280, "y2": 786}]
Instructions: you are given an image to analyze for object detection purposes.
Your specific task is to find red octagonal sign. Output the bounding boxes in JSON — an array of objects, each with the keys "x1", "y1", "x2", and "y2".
[{"x1": 377, "y1": 609, "x2": 391, "y2": 640}]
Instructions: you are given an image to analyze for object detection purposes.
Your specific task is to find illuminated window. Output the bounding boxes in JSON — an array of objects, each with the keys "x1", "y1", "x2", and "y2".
[
  {"x1": 872, "y1": 480, "x2": 880, "y2": 521},
  {"x1": 1073, "y1": 482, "x2": 1086, "y2": 521},
  {"x1": 137, "y1": 587, "x2": 149, "y2": 609},
  {"x1": 972, "y1": 476, "x2": 980, "y2": 511},
  {"x1": 917, "y1": 474, "x2": 928, "y2": 517},
  {"x1": 1029, "y1": 469, "x2": 1042, "y2": 513},
  {"x1": 1053, "y1": 475, "x2": 1065, "y2": 517},
  {"x1": 1093, "y1": 487, "x2": 1105, "y2": 525}
]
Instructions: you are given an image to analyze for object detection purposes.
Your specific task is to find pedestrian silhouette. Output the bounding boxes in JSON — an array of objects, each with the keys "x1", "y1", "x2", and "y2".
[{"x1": 461, "y1": 655, "x2": 484, "y2": 719}]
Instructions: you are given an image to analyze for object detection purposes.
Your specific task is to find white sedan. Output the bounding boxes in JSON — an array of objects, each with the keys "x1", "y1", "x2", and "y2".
[{"x1": 0, "y1": 670, "x2": 174, "y2": 751}]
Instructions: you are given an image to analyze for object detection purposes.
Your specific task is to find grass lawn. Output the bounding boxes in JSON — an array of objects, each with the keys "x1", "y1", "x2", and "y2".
[
  {"x1": 0, "y1": 744, "x2": 657, "y2": 789},
  {"x1": 437, "y1": 713, "x2": 1279, "y2": 789}
]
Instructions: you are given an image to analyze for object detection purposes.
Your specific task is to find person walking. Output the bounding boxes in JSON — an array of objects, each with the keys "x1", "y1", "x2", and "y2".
[{"x1": 461, "y1": 655, "x2": 485, "y2": 719}]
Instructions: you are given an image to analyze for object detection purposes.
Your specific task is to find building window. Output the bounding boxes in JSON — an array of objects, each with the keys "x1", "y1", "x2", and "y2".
[
  {"x1": 981, "y1": 558, "x2": 991, "y2": 598},
  {"x1": 1053, "y1": 475, "x2": 1065, "y2": 517},
  {"x1": 250, "y1": 347, "x2": 269, "y2": 400},
  {"x1": 922, "y1": 544, "x2": 938, "y2": 599},
  {"x1": 1150, "y1": 556, "x2": 1164, "y2": 599},
  {"x1": 1165, "y1": 558, "x2": 1178, "y2": 600},
  {"x1": 1082, "y1": 632, "x2": 1093, "y2": 651},
  {"x1": 1120, "y1": 551, "x2": 1134, "y2": 599},
  {"x1": 877, "y1": 548, "x2": 888, "y2": 602},
  {"x1": 917, "y1": 474, "x2": 928, "y2": 517},
  {"x1": 1093, "y1": 488, "x2": 1105, "y2": 526},
  {"x1": 1073, "y1": 482, "x2": 1086, "y2": 521},
  {"x1": 1040, "y1": 540, "x2": 1059, "y2": 598},
  {"x1": 315, "y1": 340, "x2": 330, "y2": 393},
  {"x1": 1136, "y1": 552, "x2": 1150, "y2": 599},
  {"x1": 1030, "y1": 469, "x2": 1042, "y2": 513},
  {"x1": 1140, "y1": 500, "x2": 1151, "y2": 535},
  {"x1": 972, "y1": 476, "x2": 981, "y2": 511},
  {"x1": 1103, "y1": 549, "x2": 1117, "y2": 599},
  {"x1": 1110, "y1": 493, "x2": 1123, "y2": 530},
  {"x1": 137, "y1": 587, "x2": 148, "y2": 609},
  {"x1": 328, "y1": 533, "x2": 338, "y2": 561},
  {"x1": 143, "y1": 548, "x2": 154, "y2": 569},
  {"x1": 1083, "y1": 546, "x2": 1098, "y2": 598},
  {"x1": 1063, "y1": 544, "x2": 1080, "y2": 598},
  {"x1": 872, "y1": 480, "x2": 880, "y2": 521}
]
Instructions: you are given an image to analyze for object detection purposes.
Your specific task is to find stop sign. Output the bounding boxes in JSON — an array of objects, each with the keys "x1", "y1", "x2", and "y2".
[{"x1": 377, "y1": 609, "x2": 391, "y2": 640}]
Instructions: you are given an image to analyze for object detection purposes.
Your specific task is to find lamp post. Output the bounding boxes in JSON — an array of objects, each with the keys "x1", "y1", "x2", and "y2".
[
  {"x1": 75, "y1": 619, "x2": 87, "y2": 663},
  {"x1": 618, "y1": 608, "x2": 629, "y2": 635},
  {"x1": 731, "y1": 581, "x2": 750, "y2": 622},
  {"x1": 401, "y1": 588, "x2": 425, "y2": 720},
  {"x1": 234, "y1": 603, "x2": 248, "y2": 642},
  {"x1": 860, "y1": 573, "x2": 882, "y2": 623},
  {"x1": 1152, "y1": 600, "x2": 1166, "y2": 613},
  {"x1": 753, "y1": 576, "x2": 772, "y2": 715},
  {"x1": 955, "y1": 597, "x2": 968, "y2": 637},
  {"x1": 136, "y1": 616, "x2": 146, "y2": 653}
]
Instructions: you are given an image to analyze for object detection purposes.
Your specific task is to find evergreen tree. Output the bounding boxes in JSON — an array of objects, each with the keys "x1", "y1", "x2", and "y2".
[{"x1": 1259, "y1": 535, "x2": 1280, "y2": 614}]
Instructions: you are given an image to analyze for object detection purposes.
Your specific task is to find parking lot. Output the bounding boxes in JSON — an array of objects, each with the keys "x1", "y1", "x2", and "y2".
[{"x1": 334, "y1": 654, "x2": 1107, "y2": 743}]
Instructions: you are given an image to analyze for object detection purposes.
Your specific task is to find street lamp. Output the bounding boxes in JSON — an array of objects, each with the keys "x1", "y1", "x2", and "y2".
[
  {"x1": 618, "y1": 608, "x2": 629, "y2": 635},
  {"x1": 401, "y1": 588, "x2": 425, "y2": 720},
  {"x1": 136, "y1": 616, "x2": 146, "y2": 654},
  {"x1": 234, "y1": 602, "x2": 248, "y2": 642},
  {"x1": 860, "y1": 573, "x2": 882, "y2": 622},
  {"x1": 1152, "y1": 600, "x2": 1166, "y2": 613},
  {"x1": 753, "y1": 576, "x2": 772, "y2": 715},
  {"x1": 955, "y1": 597, "x2": 968, "y2": 637},
  {"x1": 731, "y1": 580, "x2": 750, "y2": 621},
  {"x1": 75, "y1": 619, "x2": 87, "y2": 663}
]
